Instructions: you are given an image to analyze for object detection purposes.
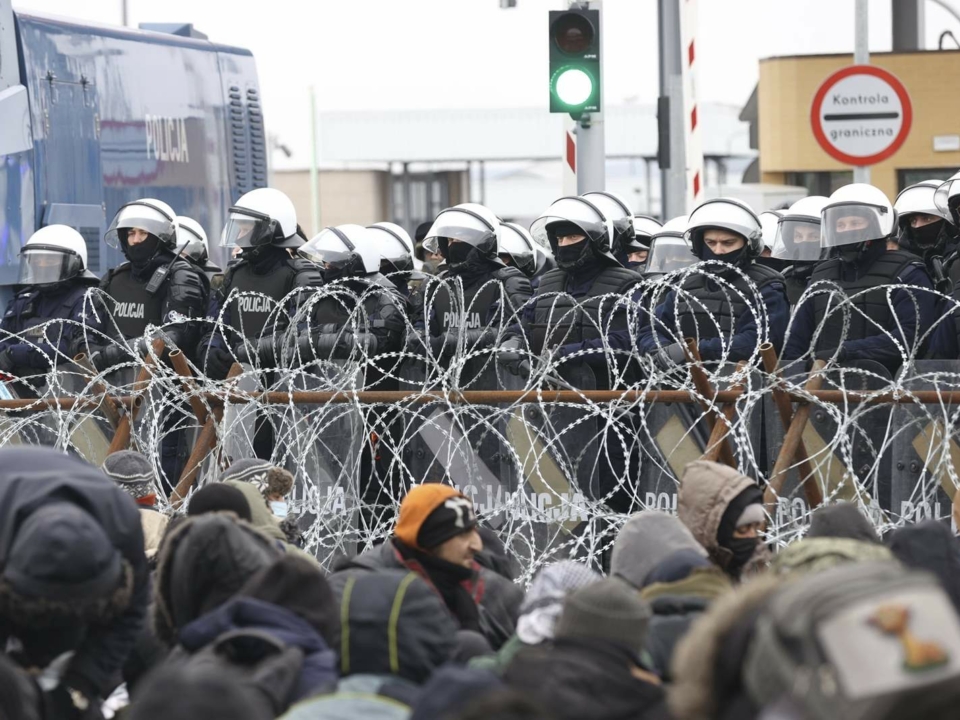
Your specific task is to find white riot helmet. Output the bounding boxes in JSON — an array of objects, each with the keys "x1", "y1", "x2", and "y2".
[
  {"x1": 934, "y1": 171, "x2": 960, "y2": 225},
  {"x1": 772, "y1": 196, "x2": 828, "y2": 263},
  {"x1": 895, "y1": 181, "x2": 955, "y2": 253},
  {"x1": 644, "y1": 216, "x2": 697, "y2": 275},
  {"x1": 497, "y1": 222, "x2": 537, "y2": 277},
  {"x1": 759, "y1": 211, "x2": 783, "y2": 252},
  {"x1": 221, "y1": 188, "x2": 300, "y2": 252},
  {"x1": 176, "y1": 216, "x2": 210, "y2": 264},
  {"x1": 631, "y1": 215, "x2": 663, "y2": 251},
  {"x1": 685, "y1": 198, "x2": 763, "y2": 261},
  {"x1": 105, "y1": 198, "x2": 178, "y2": 252},
  {"x1": 367, "y1": 222, "x2": 414, "y2": 274},
  {"x1": 424, "y1": 203, "x2": 501, "y2": 271},
  {"x1": 821, "y1": 184, "x2": 895, "y2": 252},
  {"x1": 300, "y1": 224, "x2": 380, "y2": 281},
  {"x1": 581, "y1": 191, "x2": 636, "y2": 253},
  {"x1": 530, "y1": 196, "x2": 617, "y2": 269},
  {"x1": 18, "y1": 225, "x2": 95, "y2": 286}
]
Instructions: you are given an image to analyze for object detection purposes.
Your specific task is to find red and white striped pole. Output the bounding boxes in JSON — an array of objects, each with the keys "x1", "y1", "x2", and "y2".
[
  {"x1": 562, "y1": 116, "x2": 577, "y2": 196},
  {"x1": 679, "y1": 0, "x2": 704, "y2": 210}
]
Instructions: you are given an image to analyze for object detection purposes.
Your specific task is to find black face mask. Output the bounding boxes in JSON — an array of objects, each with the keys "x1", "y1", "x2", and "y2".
[
  {"x1": 700, "y1": 245, "x2": 745, "y2": 267},
  {"x1": 835, "y1": 229, "x2": 875, "y2": 248},
  {"x1": 625, "y1": 259, "x2": 645, "y2": 271},
  {"x1": 911, "y1": 219, "x2": 944, "y2": 250},
  {"x1": 123, "y1": 235, "x2": 160, "y2": 267},
  {"x1": 723, "y1": 536, "x2": 758, "y2": 577},
  {"x1": 556, "y1": 238, "x2": 595, "y2": 271}
]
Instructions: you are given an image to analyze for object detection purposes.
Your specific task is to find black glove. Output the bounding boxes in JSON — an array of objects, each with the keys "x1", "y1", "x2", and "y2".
[
  {"x1": 403, "y1": 331, "x2": 427, "y2": 356},
  {"x1": 90, "y1": 344, "x2": 129, "y2": 373},
  {"x1": 236, "y1": 336, "x2": 278, "y2": 366},
  {"x1": 462, "y1": 328, "x2": 495, "y2": 348},
  {"x1": 429, "y1": 333, "x2": 454, "y2": 357},
  {"x1": 203, "y1": 346, "x2": 236, "y2": 379},
  {"x1": 497, "y1": 338, "x2": 526, "y2": 376},
  {"x1": 654, "y1": 342, "x2": 688, "y2": 371}
]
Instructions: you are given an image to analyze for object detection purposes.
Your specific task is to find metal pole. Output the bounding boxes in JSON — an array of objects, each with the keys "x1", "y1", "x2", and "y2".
[
  {"x1": 309, "y1": 86, "x2": 320, "y2": 235},
  {"x1": 892, "y1": 0, "x2": 924, "y2": 51},
  {"x1": 853, "y1": 0, "x2": 871, "y2": 184},
  {"x1": 575, "y1": 0, "x2": 605, "y2": 193},
  {"x1": 121, "y1": 0, "x2": 129, "y2": 26},
  {"x1": 658, "y1": 0, "x2": 686, "y2": 217},
  {"x1": 402, "y1": 162, "x2": 412, "y2": 232}
]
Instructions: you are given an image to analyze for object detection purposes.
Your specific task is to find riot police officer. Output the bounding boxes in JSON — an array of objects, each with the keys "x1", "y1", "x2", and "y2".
[
  {"x1": 641, "y1": 216, "x2": 694, "y2": 279},
  {"x1": 895, "y1": 181, "x2": 958, "y2": 294},
  {"x1": 770, "y1": 196, "x2": 829, "y2": 305},
  {"x1": 782, "y1": 184, "x2": 936, "y2": 373},
  {"x1": 638, "y1": 198, "x2": 789, "y2": 366},
  {"x1": 581, "y1": 191, "x2": 638, "y2": 269},
  {"x1": 0, "y1": 225, "x2": 102, "y2": 380},
  {"x1": 366, "y1": 221, "x2": 417, "y2": 297},
  {"x1": 419, "y1": 203, "x2": 532, "y2": 365},
  {"x1": 176, "y1": 215, "x2": 223, "y2": 288},
  {"x1": 627, "y1": 215, "x2": 663, "y2": 270},
  {"x1": 202, "y1": 188, "x2": 322, "y2": 379},
  {"x1": 93, "y1": 199, "x2": 207, "y2": 371},
  {"x1": 297, "y1": 224, "x2": 406, "y2": 373},
  {"x1": 513, "y1": 195, "x2": 644, "y2": 390}
]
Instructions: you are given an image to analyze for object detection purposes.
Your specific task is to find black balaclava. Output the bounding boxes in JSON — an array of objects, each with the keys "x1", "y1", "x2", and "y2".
[
  {"x1": 700, "y1": 244, "x2": 745, "y2": 268},
  {"x1": 445, "y1": 242, "x2": 493, "y2": 277},
  {"x1": 717, "y1": 485, "x2": 764, "y2": 578},
  {"x1": 834, "y1": 211, "x2": 883, "y2": 264},
  {"x1": 911, "y1": 219, "x2": 946, "y2": 250},
  {"x1": 124, "y1": 234, "x2": 161, "y2": 269}
]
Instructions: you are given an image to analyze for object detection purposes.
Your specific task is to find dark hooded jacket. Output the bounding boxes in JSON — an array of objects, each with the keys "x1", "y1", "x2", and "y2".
[
  {"x1": 504, "y1": 638, "x2": 670, "y2": 720},
  {"x1": 283, "y1": 570, "x2": 458, "y2": 720},
  {"x1": 329, "y1": 539, "x2": 522, "y2": 651},
  {"x1": 639, "y1": 554, "x2": 732, "y2": 681},
  {"x1": 0, "y1": 448, "x2": 149, "y2": 699},
  {"x1": 152, "y1": 514, "x2": 283, "y2": 646}
]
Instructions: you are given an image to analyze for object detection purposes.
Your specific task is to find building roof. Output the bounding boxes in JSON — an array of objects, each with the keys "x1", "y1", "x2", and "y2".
[{"x1": 315, "y1": 102, "x2": 753, "y2": 164}]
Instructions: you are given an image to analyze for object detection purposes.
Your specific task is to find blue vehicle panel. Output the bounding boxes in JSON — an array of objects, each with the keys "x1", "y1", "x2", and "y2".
[{"x1": 0, "y1": 4, "x2": 265, "y2": 290}]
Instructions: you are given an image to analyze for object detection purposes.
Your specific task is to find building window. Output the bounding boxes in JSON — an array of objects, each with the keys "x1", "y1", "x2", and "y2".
[
  {"x1": 785, "y1": 171, "x2": 852, "y2": 196},
  {"x1": 897, "y1": 168, "x2": 957, "y2": 193}
]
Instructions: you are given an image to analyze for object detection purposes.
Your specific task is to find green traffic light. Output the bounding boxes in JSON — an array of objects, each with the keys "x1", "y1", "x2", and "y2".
[{"x1": 555, "y1": 68, "x2": 593, "y2": 107}]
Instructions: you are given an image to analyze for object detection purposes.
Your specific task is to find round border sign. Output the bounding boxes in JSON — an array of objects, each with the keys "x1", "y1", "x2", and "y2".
[{"x1": 810, "y1": 65, "x2": 912, "y2": 166}]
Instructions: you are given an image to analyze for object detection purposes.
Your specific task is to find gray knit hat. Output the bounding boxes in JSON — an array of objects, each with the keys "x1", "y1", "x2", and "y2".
[
  {"x1": 218, "y1": 458, "x2": 294, "y2": 499},
  {"x1": 611, "y1": 510, "x2": 708, "y2": 589},
  {"x1": 102, "y1": 451, "x2": 156, "y2": 501},
  {"x1": 555, "y1": 578, "x2": 652, "y2": 658}
]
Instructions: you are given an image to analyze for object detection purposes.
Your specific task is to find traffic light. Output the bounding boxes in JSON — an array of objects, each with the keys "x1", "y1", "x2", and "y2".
[{"x1": 548, "y1": 9, "x2": 601, "y2": 118}]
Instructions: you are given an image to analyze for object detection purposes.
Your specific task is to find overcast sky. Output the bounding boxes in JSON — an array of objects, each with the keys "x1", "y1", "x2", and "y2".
[{"x1": 12, "y1": 0, "x2": 960, "y2": 167}]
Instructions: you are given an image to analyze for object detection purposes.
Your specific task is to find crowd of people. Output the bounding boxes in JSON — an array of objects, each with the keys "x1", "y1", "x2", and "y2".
[{"x1": 1, "y1": 446, "x2": 960, "y2": 720}]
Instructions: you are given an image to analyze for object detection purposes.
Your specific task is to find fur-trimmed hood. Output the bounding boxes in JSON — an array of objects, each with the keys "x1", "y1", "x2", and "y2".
[
  {"x1": 152, "y1": 514, "x2": 283, "y2": 646},
  {"x1": 668, "y1": 574, "x2": 783, "y2": 720}
]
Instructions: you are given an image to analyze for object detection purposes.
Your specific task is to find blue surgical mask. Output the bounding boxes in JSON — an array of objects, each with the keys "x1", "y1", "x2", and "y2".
[{"x1": 270, "y1": 501, "x2": 288, "y2": 518}]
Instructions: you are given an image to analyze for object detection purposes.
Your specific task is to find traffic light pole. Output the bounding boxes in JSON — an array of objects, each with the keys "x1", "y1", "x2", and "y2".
[
  {"x1": 573, "y1": 0, "x2": 605, "y2": 194},
  {"x1": 658, "y1": 0, "x2": 686, "y2": 219}
]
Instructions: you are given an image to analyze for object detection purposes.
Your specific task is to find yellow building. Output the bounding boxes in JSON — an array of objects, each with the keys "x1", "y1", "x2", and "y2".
[{"x1": 757, "y1": 50, "x2": 960, "y2": 200}]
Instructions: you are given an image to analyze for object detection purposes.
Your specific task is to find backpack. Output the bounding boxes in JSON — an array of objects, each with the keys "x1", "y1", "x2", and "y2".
[{"x1": 744, "y1": 561, "x2": 960, "y2": 720}]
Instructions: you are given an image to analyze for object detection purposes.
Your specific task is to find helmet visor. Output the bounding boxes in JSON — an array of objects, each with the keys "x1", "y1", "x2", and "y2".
[
  {"x1": 105, "y1": 204, "x2": 175, "y2": 249},
  {"x1": 221, "y1": 208, "x2": 275, "y2": 249},
  {"x1": 18, "y1": 248, "x2": 81, "y2": 285},
  {"x1": 935, "y1": 178, "x2": 960, "y2": 218},
  {"x1": 644, "y1": 236, "x2": 697, "y2": 274},
  {"x1": 299, "y1": 229, "x2": 355, "y2": 269},
  {"x1": 424, "y1": 210, "x2": 496, "y2": 249},
  {"x1": 370, "y1": 230, "x2": 409, "y2": 263},
  {"x1": 772, "y1": 219, "x2": 823, "y2": 262},
  {"x1": 821, "y1": 203, "x2": 889, "y2": 248},
  {"x1": 530, "y1": 197, "x2": 607, "y2": 248}
]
